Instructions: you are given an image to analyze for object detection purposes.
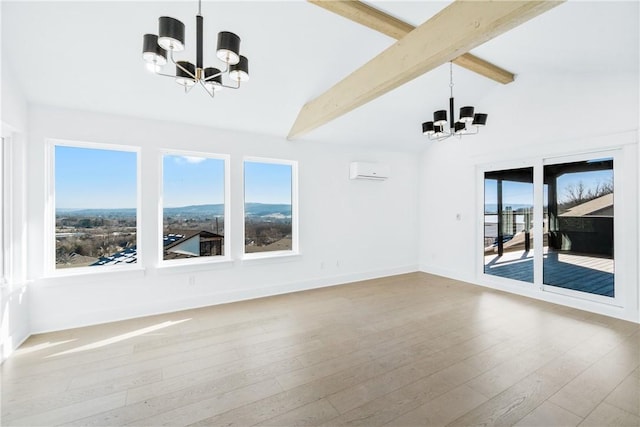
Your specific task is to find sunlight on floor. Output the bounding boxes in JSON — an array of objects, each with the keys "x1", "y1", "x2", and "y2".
[
  {"x1": 46, "y1": 318, "x2": 192, "y2": 358},
  {"x1": 13, "y1": 339, "x2": 77, "y2": 357}
]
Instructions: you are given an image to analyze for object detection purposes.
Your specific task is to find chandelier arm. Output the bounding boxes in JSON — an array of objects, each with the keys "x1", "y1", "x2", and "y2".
[
  {"x1": 169, "y1": 51, "x2": 197, "y2": 80},
  {"x1": 198, "y1": 80, "x2": 216, "y2": 98},
  {"x1": 463, "y1": 125, "x2": 480, "y2": 135},
  {"x1": 428, "y1": 133, "x2": 452, "y2": 142},
  {"x1": 202, "y1": 64, "x2": 230, "y2": 81},
  {"x1": 219, "y1": 81, "x2": 241, "y2": 90},
  {"x1": 154, "y1": 71, "x2": 183, "y2": 79},
  {"x1": 176, "y1": 80, "x2": 198, "y2": 93}
]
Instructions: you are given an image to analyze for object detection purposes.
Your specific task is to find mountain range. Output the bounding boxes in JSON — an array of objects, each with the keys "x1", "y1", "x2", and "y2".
[{"x1": 57, "y1": 203, "x2": 292, "y2": 218}]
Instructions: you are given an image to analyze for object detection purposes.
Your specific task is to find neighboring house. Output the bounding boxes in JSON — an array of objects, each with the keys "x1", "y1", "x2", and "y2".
[
  {"x1": 91, "y1": 247, "x2": 137, "y2": 266},
  {"x1": 559, "y1": 193, "x2": 614, "y2": 217},
  {"x1": 91, "y1": 231, "x2": 224, "y2": 265},
  {"x1": 163, "y1": 231, "x2": 224, "y2": 259}
]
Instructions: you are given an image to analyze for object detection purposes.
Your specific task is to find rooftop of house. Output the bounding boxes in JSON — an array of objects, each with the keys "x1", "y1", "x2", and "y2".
[
  {"x1": 91, "y1": 231, "x2": 225, "y2": 266},
  {"x1": 560, "y1": 193, "x2": 614, "y2": 217}
]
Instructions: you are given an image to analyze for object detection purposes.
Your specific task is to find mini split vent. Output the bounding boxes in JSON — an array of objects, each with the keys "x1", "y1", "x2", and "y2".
[{"x1": 349, "y1": 162, "x2": 390, "y2": 181}]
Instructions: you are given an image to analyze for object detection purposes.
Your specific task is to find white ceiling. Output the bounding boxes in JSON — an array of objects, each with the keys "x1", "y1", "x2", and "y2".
[{"x1": 2, "y1": 1, "x2": 638, "y2": 152}]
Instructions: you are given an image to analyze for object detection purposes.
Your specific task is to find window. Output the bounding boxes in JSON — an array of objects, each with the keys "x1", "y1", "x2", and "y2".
[
  {"x1": 161, "y1": 153, "x2": 228, "y2": 262},
  {"x1": 244, "y1": 159, "x2": 297, "y2": 256},
  {"x1": 52, "y1": 142, "x2": 139, "y2": 271}
]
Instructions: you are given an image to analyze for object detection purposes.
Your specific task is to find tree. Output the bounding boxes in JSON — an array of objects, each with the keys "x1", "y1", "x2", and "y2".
[{"x1": 561, "y1": 178, "x2": 613, "y2": 209}]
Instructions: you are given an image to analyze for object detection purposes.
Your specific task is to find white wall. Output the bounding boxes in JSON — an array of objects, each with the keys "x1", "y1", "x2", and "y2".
[
  {"x1": 1, "y1": 58, "x2": 30, "y2": 361},
  {"x1": 26, "y1": 106, "x2": 419, "y2": 333},
  {"x1": 419, "y1": 71, "x2": 639, "y2": 322}
]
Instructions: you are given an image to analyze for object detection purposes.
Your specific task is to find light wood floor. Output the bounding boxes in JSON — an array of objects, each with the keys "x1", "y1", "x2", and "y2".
[{"x1": 1, "y1": 272, "x2": 638, "y2": 426}]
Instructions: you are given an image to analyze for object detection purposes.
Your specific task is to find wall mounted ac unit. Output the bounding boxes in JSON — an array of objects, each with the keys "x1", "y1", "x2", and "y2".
[{"x1": 349, "y1": 162, "x2": 390, "y2": 180}]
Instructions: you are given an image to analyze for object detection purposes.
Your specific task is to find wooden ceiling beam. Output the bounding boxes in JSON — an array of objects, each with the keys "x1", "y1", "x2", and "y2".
[
  {"x1": 289, "y1": 1, "x2": 563, "y2": 140},
  {"x1": 308, "y1": 0, "x2": 515, "y2": 85}
]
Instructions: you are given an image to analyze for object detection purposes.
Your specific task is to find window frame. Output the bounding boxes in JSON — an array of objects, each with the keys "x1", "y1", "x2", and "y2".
[
  {"x1": 45, "y1": 138, "x2": 143, "y2": 277},
  {"x1": 476, "y1": 148, "x2": 623, "y2": 307},
  {"x1": 0, "y1": 136, "x2": 5, "y2": 285},
  {"x1": 540, "y1": 150, "x2": 622, "y2": 306},
  {"x1": 242, "y1": 156, "x2": 299, "y2": 260},
  {"x1": 158, "y1": 149, "x2": 231, "y2": 267}
]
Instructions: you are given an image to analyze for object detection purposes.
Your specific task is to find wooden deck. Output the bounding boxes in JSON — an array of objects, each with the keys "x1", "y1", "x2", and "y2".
[{"x1": 484, "y1": 249, "x2": 614, "y2": 297}]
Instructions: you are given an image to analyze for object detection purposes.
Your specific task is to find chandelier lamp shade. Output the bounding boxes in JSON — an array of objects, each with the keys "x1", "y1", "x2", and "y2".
[
  {"x1": 422, "y1": 63, "x2": 487, "y2": 141},
  {"x1": 142, "y1": 0, "x2": 249, "y2": 97}
]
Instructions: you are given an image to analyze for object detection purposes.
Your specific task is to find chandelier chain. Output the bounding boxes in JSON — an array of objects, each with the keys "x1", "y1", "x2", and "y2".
[{"x1": 449, "y1": 61, "x2": 454, "y2": 98}]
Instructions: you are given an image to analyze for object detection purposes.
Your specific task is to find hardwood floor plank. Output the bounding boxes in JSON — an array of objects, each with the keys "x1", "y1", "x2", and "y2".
[
  {"x1": 580, "y1": 401, "x2": 640, "y2": 426},
  {"x1": 327, "y1": 331, "x2": 505, "y2": 416},
  {"x1": 466, "y1": 345, "x2": 563, "y2": 398},
  {"x1": 260, "y1": 398, "x2": 340, "y2": 426},
  {"x1": 8, "y1": 392, "x2": 126, "y2": 426},
  {"x1": 548, "y1": 332, "x2": 639, "y2": 417},
  {"x1": 3, "y1": 369, "x2": 161, "y2": 422},
  {"x1": 129, "y1": 378, "x2": 283, "y2": 426},
  {"x1": 446, "y1": 371, "x2": 563, "y2": 427},
  {"x1": 383, "y1": 385, "x2": 488, "y2": 427},
  {"x1": 514, "y1": 401, "x2": 583, "y2": 427},
  {"x1": 604, "y1": 369, "x2": 640, "y2": 416},
  {"x1": 188, "y1": 361, "x2": 392, "y2": 426}
]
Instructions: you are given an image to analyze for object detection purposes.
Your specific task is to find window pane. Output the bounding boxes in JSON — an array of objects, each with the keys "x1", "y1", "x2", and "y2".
[
  {"x1": 484, "y1": 167, "x2": 534, "y2": 283},
  {"x1": 55, "y1": 146, "x2": 137, "y2": 269},
  {"x1": 543, "y1": 159, "x2": 614, "y2": 297},
  {"x1": 162, "y1": 155, "x2": 225, "y2": 260},
  {"x1": 244, "y1": 161, "x2": 293, "y2": 253}
]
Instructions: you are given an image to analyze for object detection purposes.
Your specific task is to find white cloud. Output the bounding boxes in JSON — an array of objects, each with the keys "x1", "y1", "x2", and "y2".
[{"x1": 179, "y1": 156, "x2": 206, "y2": 164}]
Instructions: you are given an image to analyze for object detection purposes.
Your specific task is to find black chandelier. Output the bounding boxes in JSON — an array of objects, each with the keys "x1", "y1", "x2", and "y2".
[
  {"x1": 422, "y1": 62, "x2": 487, "y2": 141},
  {"x1": 142, "y1": 0, "x2": 249, "y2": 97}
]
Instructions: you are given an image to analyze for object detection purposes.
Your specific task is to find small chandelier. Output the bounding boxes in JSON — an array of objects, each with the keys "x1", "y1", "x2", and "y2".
[
  {"x1": 142, "y1": 0, "x2": 249, "y2": 97},
  {"x1": 422, "y1": 62, "x2": 487, "y2": 141}
]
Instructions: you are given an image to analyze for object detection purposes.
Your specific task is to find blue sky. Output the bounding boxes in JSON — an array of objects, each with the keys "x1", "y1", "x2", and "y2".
[
  {"x1": 484, "y1": 179, "x2": 533, "y2": 207},
  {"x1": 56, "y1": 148, "x2": 291, "y2": 209},
  {"x1": 163, "y1": 155, "x2": 224, "y2": 207},
  {"x1": 485, "y1": 166, "x2": 613, "y2": 208},
  {"x1": 245, "y1": 162, "x2": 292, "y2": 204},
  {"x1": 55, "y1": 146, "x2": 137, "y2": 209},
  {"x1": 557, "y1": 169, "x2": 613, "y2": 203}
]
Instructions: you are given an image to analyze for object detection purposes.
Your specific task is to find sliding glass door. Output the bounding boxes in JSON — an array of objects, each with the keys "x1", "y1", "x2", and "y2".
[
  {"x1": 481, "y1": 152, "x2": 617, "y2": 303},
  {"x1": 543, "y1": 158, "x2": 614, "y2": 297},
  {"x1": 484, "y1": 168, "x2": 534, "y2": 283}
]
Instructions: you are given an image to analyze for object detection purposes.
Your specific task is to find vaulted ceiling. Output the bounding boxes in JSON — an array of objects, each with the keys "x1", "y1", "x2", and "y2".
[{"x1": 1, "y1": 1, "x2": 638, "y2": 151}]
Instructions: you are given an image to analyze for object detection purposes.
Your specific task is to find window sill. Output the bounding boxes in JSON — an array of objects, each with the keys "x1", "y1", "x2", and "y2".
[
  {"x1": 156, "y1": 257, "x2": 234, "y2": 273},
  {"x1": 240, "y1": 251, "x2": 301, "y2": 265},
  {"x1": 42, "y1": 265, "x2": 146, "y2": 284}
]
